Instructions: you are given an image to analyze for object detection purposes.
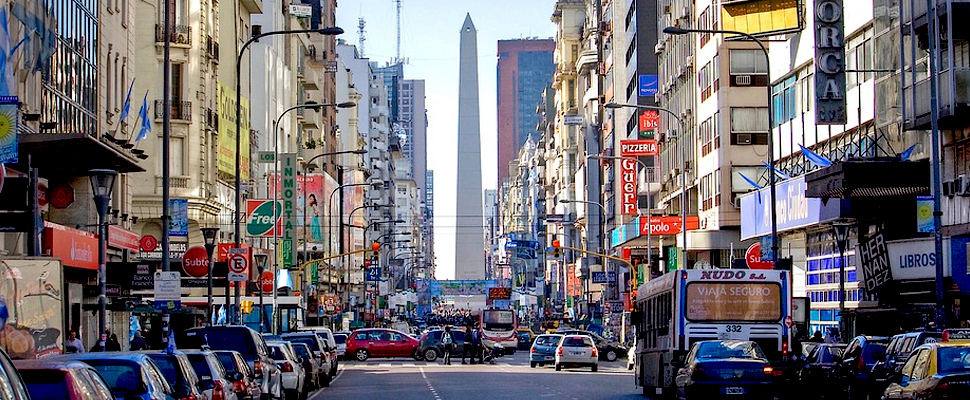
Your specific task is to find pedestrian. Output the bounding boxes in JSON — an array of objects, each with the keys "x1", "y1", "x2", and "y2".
[
  {"x1": 461, "y1": 326, "x2": 473, "y2": 364},
  {"x1": 441, "y1": 326, "x2": 454, "y2": 365},
  {"x1": 65, "y1": 330, "x2": 84, "y2": 353},
  {"x1": 106, "y1": 333, "x2": 121, "y2": 351},
  {"x1": 90, "y1": 333, "x2": 107, "y2": 352},
  {"x1": 808, "y1": 330, "x2": 824, "y2": 343},
  {"x1": 471, "y1": 326, "x2": 483, "y2": 364},
  {"x1": 130, "y1": 330, "x2": 147, "y2": 351}
]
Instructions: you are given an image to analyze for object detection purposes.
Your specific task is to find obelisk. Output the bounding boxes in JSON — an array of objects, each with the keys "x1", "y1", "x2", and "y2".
[{"x1": 455, "y1": 14, "x2": 485, "y2": 280}]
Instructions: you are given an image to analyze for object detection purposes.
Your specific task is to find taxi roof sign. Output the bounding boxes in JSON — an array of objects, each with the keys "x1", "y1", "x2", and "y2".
[{"x1": 942, "y1": 329, "x2": 970, "y2": 342}]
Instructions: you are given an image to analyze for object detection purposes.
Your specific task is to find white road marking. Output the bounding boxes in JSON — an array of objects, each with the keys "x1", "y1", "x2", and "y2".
[{"x1": 419, "y1": 367, "x2": 441, "y2": 400}]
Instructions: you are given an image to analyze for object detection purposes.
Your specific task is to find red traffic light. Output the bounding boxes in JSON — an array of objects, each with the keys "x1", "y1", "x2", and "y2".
[
  {"x1": 552, "y1": 239, "x2": 561, "y2": 248},
  {"x1": 371, "y1": 242, "x2": 380, "y2": 251}
]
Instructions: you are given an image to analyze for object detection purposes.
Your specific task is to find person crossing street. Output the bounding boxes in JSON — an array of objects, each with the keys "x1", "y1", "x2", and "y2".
[{"x1": 441, "y1": 326, "x2": 454, "y2": 365}]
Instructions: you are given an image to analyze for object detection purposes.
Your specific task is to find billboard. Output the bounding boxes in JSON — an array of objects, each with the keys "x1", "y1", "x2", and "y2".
[
  {"x1": 0, "y1": 258, "x2": 64, "y2": 358},
  {"x1": 721, "y1": 0, "x2": 804, "y2": 38},
  {"x1": 246, "y1": 200, "x2": 282, "y2": 237},
  {"x1": 684, "y1": 282, "x2": 781, "y2": 322},
  {"x1": 217, "y1": 82, "x2": 250, "y2": 180}
]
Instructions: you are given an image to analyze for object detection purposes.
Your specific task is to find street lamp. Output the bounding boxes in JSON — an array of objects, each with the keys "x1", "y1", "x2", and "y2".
[
  {"x1": 832, "y1": 220, "x2": 853, "y2": 338},
  {"x1": 327, "y1": 181, "x2": 378, "y2": 295},
  {"x1": 559, "y1": 199, "x2": 605, "y2": 317},
  {"x1": 253, "y1": 253, "x2": 269, "y2": 332},
  {"x1": 234, "y1": 25, "x2": 344, "y2": 324},
  {"x1": 89, "y1": 169, "x2": 117, "y2": 351},
  {"x1": 201, "y1": 227, "x2": 219, "y2": 326},
  {"x1": 662, "y1": 25, "x2": 779, "y2": 262}
]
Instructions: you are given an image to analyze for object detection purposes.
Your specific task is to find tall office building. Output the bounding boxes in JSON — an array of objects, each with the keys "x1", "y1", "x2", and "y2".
[
  {"x1": 455, "y1": 14, "x2": 486, "y2": 280},
  {"x1": 496, "y1": 39, "x2": 555, "y2": 186}
]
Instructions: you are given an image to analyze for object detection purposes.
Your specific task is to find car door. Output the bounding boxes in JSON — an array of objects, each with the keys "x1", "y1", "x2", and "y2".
[
  {"x1": 884, "y1": 351, "x2": 919, "y2": 400},
  {"x1": 370, "y1": 331, "x2": 391, "y2": 357},
  {"x1": 675, "y1": 343, "x2": 699, "y2": 390},
  {"x1": 900, "y1": 348, "x2": 932, "y2": 399}
]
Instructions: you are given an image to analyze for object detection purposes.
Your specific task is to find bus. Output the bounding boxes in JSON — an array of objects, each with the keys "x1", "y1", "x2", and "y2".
[
  {"x1": 633, "y1": 269, "x2": 791, "y2": 397},
  {"x1": 480, "y1": 308, "x2": 518, "y2": 353}
]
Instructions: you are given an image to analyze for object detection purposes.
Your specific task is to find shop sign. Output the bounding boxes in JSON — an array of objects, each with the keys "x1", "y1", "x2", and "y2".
[
  {"x1": 639, "y1": 216, "x2": 700, "y2": 235},
  {"x1": 619, "y1": 158, "x2": 638, "y2": 215},
  {"x1": 280, "y1": 153, "x2": 298, "y2": 267},
  {"x1": 138, "y1": 241, "x2": 187, "y2": 261},
  {"x1": 0, "y1": 258, "x2": 63, "y2": 358},
  {"x1": 108, "y1": 225, "x2": 139, "y2": 252},
  {"x1": 856, "y1": 229, "x2": 892, "y2": 293},
  {"x1": 887, "y1": 238, "x2": 951, "y2": 281},
  {"x1": 42, "y1": 221, "x2": 98, "y2": 270},
  {"x1": 814, "y1": 0, "x2": 847, "y2": 124},
  {"x1": 638, "y1": 110, "x2": 659, "y2": 139},
  {"x1": 740, "y1": 175, "x2": 841, "y2": 240},
  {"x1": 246, "y1": 200, "x2": 282, "y2": 237},
  {"x1": 638, "y1": 74, "x2": 658, "y2": 98},
  {"x1": 620, "y1": 139, "x2": 658, "y2": 157}
]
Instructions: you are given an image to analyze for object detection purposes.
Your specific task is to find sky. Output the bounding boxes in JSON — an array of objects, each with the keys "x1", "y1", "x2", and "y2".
[{"x1": 335, "y1": 0, "x2": 557, "y2": 280}]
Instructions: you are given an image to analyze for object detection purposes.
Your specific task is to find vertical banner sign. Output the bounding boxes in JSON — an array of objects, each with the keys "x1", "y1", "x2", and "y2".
[
  {"x1": 619, "y1": 158, "x2": 638, "y2": 215},
  {"x1": 814, "y1": 0, "x2": 847, "y2": 124},
  {"x1": 217, "y1": 82, "x2": 251, "y2": 180},
  {"x1": 856, "y1": 229, "x2": 892, "y2": 293},
  {"x1": 281, "y1": 153, "x2": 297, "y2": 268},
  {"x1": 916, "y1": 196, "x2": 933, "y2": 233},
  {"x1": 638, "y1": 110, "x2": 659, "y2": 139},
  {"x1": 0, "y1": 97, "x2": 19, "y2": 164},
  {"x1": 169, "y1": 199, "x2": 188, "y2": 237}
]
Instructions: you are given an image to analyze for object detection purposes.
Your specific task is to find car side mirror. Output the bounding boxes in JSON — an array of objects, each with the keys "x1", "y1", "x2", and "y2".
[{"x1": 231, "y1": 371, "x2": 244, "y2": 381}]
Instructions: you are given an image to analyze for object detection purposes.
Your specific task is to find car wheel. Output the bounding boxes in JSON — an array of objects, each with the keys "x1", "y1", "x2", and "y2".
[
  {"x1": 423, "y1": 348, "x2": 439, "y2": 362},
  {"x1": 530, "y1": 362, "x2": 537, "y2": 368},
  {"x1": 605, "y1": 349, "x2": 618, "y2": 362},
  {"x1": 355, "y1": 349, "x2": 370, "y2": 361},
  {"x1": 592, "y1": 364, "x2": 598, "y2": 372},
  {"x1": 555, "y1": 363, "x2": 562, "y2": 371}
]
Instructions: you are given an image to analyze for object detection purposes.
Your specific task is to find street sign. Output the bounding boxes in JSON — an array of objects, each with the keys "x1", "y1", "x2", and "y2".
[
  {"x1": 289, "y1": 3, "x2": 312, "y2": 17},
  {"x1": 228, "y1": 253, "x2": 249, "y2": 282},
  {"x1": 563, "y1": 114, "x2": 583, "y2": 125},
  {"x1": 153, "y1": 271, "x2": 181, "y2": 310},
  {"x1": 745, "y1": 243, "x2": 774, "y2": 270},
  {"x1": 181, "y1": 246, "x2": 210, "y2": 277},
  {"x1": 257, "y1": 151, "x2": 275, "y2": 163},
  {"x1": 365, "y1": 267, "x2": 381, "y2": 282},
  {"x1": 591, "y1": 271, "x2": 617, "y2": 284}
]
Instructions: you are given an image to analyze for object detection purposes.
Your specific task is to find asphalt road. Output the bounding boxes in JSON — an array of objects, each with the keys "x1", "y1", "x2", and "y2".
[{"x1": 309, "y1": 352, "x2": 642, "y2": 400}]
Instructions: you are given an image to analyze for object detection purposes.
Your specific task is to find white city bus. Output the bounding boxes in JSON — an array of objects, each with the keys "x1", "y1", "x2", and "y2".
[
  {"x1": 633, "y1": 269, "x2": 791, "y2": 397},
  {"x1": 479, "y1": 308, "x2": 518, "y2": 352}
]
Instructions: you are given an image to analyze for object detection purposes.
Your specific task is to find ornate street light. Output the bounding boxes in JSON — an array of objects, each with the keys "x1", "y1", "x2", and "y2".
[
  {"x1": 201, "y1": 227, "x2": 219, "y2": 325},
  {"x1": 89, "y1": 169, "x2": 117, "y2": 351}
]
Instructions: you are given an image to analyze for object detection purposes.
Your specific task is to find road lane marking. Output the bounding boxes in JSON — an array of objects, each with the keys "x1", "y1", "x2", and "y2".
[{"x1": 419, "y1": 367, "x2": 441, "y2": 400}]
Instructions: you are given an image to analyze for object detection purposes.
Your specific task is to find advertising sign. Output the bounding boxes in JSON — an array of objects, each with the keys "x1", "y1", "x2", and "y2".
[
  {"x1": 0, "y1": 258, "x2": 64, "y2": 358},
  {"x1": 740, "y1": 175, "x2": 842, "y2": 240},
  {"x1": 488, "y1": 287, "x2": 512, "y2": 300},
  {"x1": 916, "y1": 196, "x2": 933, "y2": 233},
  {"x1": 887, "y1": 238, "x2": 951, "y2": 281},
  {"x1": 619, "y1": 158, "x2": 638, "y2": 215},
  {"x1": 107, "y1": 226, "x2": 139, "y2": 252},
  {"x1": 639, "y1": 216, "x2": 700, "y2": 235},
  {"x1": 638, "y1": 110, "x2": 659, "y2": 139},
  {"x1": 856, "y1": 229, "x2": 892, "y2": 293},
  {"x1": 217, "y1": 82, "x2": 250, "y2": 180},
  {"x1": 280, "y1": 153, "x2": 297, "y2": 267},
  {"x1": 246, "y1": 200, "x2": 282, "y2": 237},
  {"x1": 721, "y1": 0, "x2": 804, "y2": 38},
  {"x1": 685, "y1": 282, "x2": 782, "y2": 322},
  {"x1": 620, "y1": 139, "x2": 659, "y2": 157},
  {"x1": 153, "y1": 271, "x2": 181, "y2": 310},
  {"x1": 42, "y1": 221, "x2": 98, "y2": 270},
  {"x1": 169, "y1": 198, "x2": 188, "y2": 237},
  {"x1": 139, "y1": 241, "x2": 188, "y2": 261},
  {"x1": 638, "y1": 75, "x2": 658, "y2": 98},
  {"x1": 814, "y1": 0, "x2": 847, "y2": 124},
  {"x1": 0, "y1": 98, "x2": 19, "y2": 164},
  {"x1": 181, "y1": 246, "x2": 210, "y2": 278}
]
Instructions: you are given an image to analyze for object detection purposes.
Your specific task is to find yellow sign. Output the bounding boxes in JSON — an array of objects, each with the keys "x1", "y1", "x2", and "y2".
[
  {"x1": 217, "y1": 82, "x2": 250, "y2": 180},
  {"x1": 721, "y1": 0, "x2": 804, "y2": 37}
]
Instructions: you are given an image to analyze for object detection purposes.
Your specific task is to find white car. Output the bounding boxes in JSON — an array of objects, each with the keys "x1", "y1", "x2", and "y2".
[
  {"x1": 333, "y1": 333, "x2": 348, "y2": 360},
  {"x1": 555, "y1": 334, "x2": 598, "y2": 372},
  {"x1": 268, "y1": 342, "x2": 306, "y2": 400}
]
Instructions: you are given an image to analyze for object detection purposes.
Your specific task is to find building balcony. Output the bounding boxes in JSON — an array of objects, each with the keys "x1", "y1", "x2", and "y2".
[
  {"x1": 903, "y1": 67, "x2": 970, "y2": 130},
  {"x1": 205, "y1": 35, "x2": 219, "y2": 63},
  {"x1": 154, "y1": 100, "x2": 192, "y2": 121},
  {"x1": 155, "y1": 24, "x2": 191, "y2": 46}
]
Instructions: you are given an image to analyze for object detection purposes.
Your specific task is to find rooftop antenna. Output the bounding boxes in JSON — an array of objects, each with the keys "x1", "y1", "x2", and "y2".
[
  {"x1": 358, "y1": 17, "x2": 366, "y2": 57},
  {"x1": 395, "y1": 0, "x2": 402, "y2": 63}
]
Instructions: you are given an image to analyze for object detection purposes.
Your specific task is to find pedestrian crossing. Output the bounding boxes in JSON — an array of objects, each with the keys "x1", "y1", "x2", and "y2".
[{"x1": 356, "y1": 361, "x2": 518, "y2": 368}]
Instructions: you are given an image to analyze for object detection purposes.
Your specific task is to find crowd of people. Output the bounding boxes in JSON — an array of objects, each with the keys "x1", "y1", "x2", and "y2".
[{"x1": 426, "y1": 308, "x2": 477, "y2": 327}]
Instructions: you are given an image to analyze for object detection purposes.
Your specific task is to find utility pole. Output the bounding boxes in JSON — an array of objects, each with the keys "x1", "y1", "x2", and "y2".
[{"x1": 161, "y1": 0, "x2": 173, "y2": 345}]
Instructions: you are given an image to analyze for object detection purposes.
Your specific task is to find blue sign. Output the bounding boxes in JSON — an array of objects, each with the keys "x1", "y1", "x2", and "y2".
[
  {"x1": 739, "y1": 175, "x2": 842, "y2": 240},
  {"x1": 638, "y1": 75, "x2": 659, "y2": 98},
  {"x1": 169, "y1": 198, "x2": 188, "y2": 236},
  {"x1": 591, "y1": 271, "x2": 617, "y2": 284},
  {"x1": 365, "y1": 267, "x2": 381, "y2": 282}
]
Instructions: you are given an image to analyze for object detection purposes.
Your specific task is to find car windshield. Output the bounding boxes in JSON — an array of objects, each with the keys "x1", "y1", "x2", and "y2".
[
  {"x1": 334, "y1": 335, "x2": 347, "y2": 345},
  {"x1": 216, "y1": 353, "x2": 249, "y2": 376},
  {"x1": 696, "y1": 341, "x2": 767, "y2": 360},
  {"x1": 535, "y1": 336, "x2": 561, "y2": 346},
  {"x1": 562, "y1": 337, "x2": 592, "y2": 347},
  {"x1": 83, "y1": 361, "x2": 144, "y2": 396},
  {"x1": 186, "y1": 355, "x2": 213, "y2": 380},
  {"x1": 18, "y1": 370, "x2": 69, "y2": 400},
  {"x1": 146, "y1": 355, "x2": 183, "y2": 385},
  {"x1": 862, "y1": 342, "x2": 889, "y2": 362},
  {"x1": 292, "y1": 345, "x2": 310, "y2": 359},
  {"x1": 938, "y1": 347, "x2": 970, "y2": 373},
  {"x1": 284, "y1": 336, "x2": 320, "y2": 352},
  {"x1": 182, "y1": 329, "x2": 257, "y2": 358},
  {"x1": 269, "y1": 346, "x2": 288, "y2": 361}
]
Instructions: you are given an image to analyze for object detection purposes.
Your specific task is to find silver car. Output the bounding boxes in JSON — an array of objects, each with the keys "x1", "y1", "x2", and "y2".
[
  {"x1": 555, "y1": 335, "x2": 599, "y2": 372},
  {"x1": 267, "y1": 342, "x2": 305, "y2": 400}
]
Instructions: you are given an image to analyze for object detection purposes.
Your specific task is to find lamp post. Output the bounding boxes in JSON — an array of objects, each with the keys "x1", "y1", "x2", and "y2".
[
  {"x1": 201, "y1": 227, "x2": 219, "y2": 326},
  {"x1": 661, "y1": 26, "x2": 778, "y2": 262},
  {"x1": 604, "y1": 103, "x2": 688, "y2": 272},
  {"x1": 344, "y1": 204, "x2": 391, "y2": 313},
  {"x1": 253, "y1": 253, "x2": 269, "y2": 332},
  {"x1": 832, "y1": 220, "x2": 853, "y2": 337},
  {"x1": 89, "y1": 169, "x2": 117, "y2": 351},
  {"x1": 560, "y1": 199, "x2": 605, "y2": 317},
  {"x1": 233, "y1": 25, "x2": 344, "y2": 325},
  {"x1": 327, "y1": 181, "x2": 376, "y2": 295}
]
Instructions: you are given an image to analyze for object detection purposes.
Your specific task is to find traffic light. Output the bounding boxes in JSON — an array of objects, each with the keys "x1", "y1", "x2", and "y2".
[
  {"x1": 551, "y1": 236, "x2": 562, "y2": 258},
  {"x1": 240, "y1": 300, "x2": 254, "y2": 314}
]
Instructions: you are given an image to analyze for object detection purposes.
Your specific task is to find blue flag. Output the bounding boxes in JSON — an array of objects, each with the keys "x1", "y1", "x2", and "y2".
[
  {"x1": 798, "y1": 145, "x2": 833, "y2": 168},
  {"x1": 739, "y1": 172, "x2": 762, "y2": 189},
  {"x1": 0, "y1": 9, "x2": 14, "y2": 97},
  {"x1": 763, "y1": 161, "x2": 790, "y2": 180},
  {"x1": 899, "y1": 144, "x2": 917, "y2": 161},
  {"x1": 119, "y1": 80, "x2": 134, "y2": 122},
  {"x1": 165, "y1": 329, "x2": 176, "y2": 353},
  {"x1": 135, "y1": 92, "x2": 151, "y2": 141}
]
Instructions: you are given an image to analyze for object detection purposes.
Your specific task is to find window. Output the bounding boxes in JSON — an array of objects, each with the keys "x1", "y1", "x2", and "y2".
[
  {"x1": 730, "y1": 50, "x2": 768, "y2": 74},
  {"x1": 713, "y1": 111, "x2": 720, "y2": 150},
  {"x1": 772, "y1": 75, "x2": 798, "y2": 126},
  {"x1": 698, "y1": 8, "x2": 710, "y2": 46},
  {"x1": 846, "y1": 26, "x2": 874, "y2": 87},
  {"x1": 700, "y1": 117, "x2": 712, "y2": 155},
  {"x1": 730, "y1": 107, "x2": 769, "y2": 145},
  {"x1": 699, "y1": 62, "x2": 712, "y2": 100}
]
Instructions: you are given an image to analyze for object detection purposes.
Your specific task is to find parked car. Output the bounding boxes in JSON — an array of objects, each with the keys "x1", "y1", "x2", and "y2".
[
  {"x1": 139, "y1": 350, "x2": 208, "y2": 400},
  {"x1": 674, "y1": 340, "x2": 775, "y2": 400},
  {"x1": 347, "y1": 328, "x2": 421, "y2": 361},
  {"x1": 267, "y1": 342, "x2": 306, "y2": 400},
  {"x1": 797, "y1": 343, "x2": 846, "y2": 398},
  {"x1": 289, "y1": 343, "x2": 320, "y2": 393},
  {"x1": 555, "y1": 334, "x2": 598, "y2": 372},
  {"x1": 333, "y1": 333, "x2": 348, "y2": 360},
  {"x1": 557, "y1": 329, "x2": 627, "y2": 362},
  {"x1": 417, "y1": 329, "x2": 466, "y2": 362},
  {"x1": 213, "y1": 350, "x2": 261, "y2": 400},
  {"x1": 882, "y1": 341, "x2": 970, "y2": 399},
  {"x1": 58, "y1": 352, "x2": 174, "y2": 400},
  {"x1": 180, "y1": 326, "x2": 282, "y2": 400},
  {"x1": 183, "y1": 349, "x2": 239, "y2": 400},
  {"x1": 14, "y1": 359, "x2": 114, "y2": 400},
  {"x1": 870, "y1": 331, "x2": 942, "y2": 394},
  {"x1": 835, "y1": 335, "x2": 890, "y2": 400},
  {"x1": 529, "y1": 334, "x2": 562, "y2": 368},
  {"x1": 280, "y1": 332, "x2": 332, "y2": 386},
  {"x1": 0, "y1": 348, "x2": 31, "y2": 400},
  {"x1": 294, "y1": 328, "x2": 339, "y2": 372}
]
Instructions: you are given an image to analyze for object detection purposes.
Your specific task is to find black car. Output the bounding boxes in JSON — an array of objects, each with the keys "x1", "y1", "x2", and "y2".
[
  {"x1": 835, "y1": 335, "x2": 890, "y2": 400},
  {"x1": 870, "y1": 331, "x2": 941, "y2": 394},
  {"x1": 674, "y1": 340, "x2": 776, "y2": 400},
  {"x1": 797, "y1": 343, "x2": 846, "y2": 398},
  {"x1": 138, "y1": 350, "x2": 207, "y2": 400},
  {"x1": 557, "y1": 329, "x2": 627, "y2": 362},
  {"x1": 180, "y1": 325, "x2": 282, "y2": 400},
  {"x1": 417, "y1": 330, "x2": 466, "y2": 362}
]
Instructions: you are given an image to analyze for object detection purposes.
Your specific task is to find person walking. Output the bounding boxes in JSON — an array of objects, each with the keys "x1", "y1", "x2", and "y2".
[
  {"x1": 441, "y1": 326, "x2": 454, "y2": 365},
  {"x1": 470, "y1": 326, "x2": 483, "y2": 364},
  {"x1": 461, "y1": 326, "x2": 473, "y2": 364},
  {"x1": 65, "y1": 330, "x2": 84, "y2": 353},
  {"x1": 129, "y1": 330, "x2": 147, "y2": 351},
  {"x1": 106, "y1": 333, "x2": 121, "y2": 351}
]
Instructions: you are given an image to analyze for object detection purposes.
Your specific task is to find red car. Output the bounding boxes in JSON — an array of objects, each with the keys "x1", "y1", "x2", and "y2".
[
  {"x1": 346, "y1": 329, "x2": 420, "y2": 361},
  {"x1": 14, "y1": 359, "x2": 115, "y2": 400}
]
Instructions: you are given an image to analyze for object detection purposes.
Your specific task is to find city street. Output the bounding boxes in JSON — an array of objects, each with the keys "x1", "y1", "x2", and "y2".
[{"x1": 311, "y1": 354, "x2": 640, "y2": 400}]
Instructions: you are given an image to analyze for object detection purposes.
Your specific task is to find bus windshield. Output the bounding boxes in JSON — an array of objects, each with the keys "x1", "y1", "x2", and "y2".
[
  {"x1": 684, "y1": 282, "x2": 782, "y2": 322},
  {"x1": 482, "y1": 310, "x2": 514, "y2": 331}
]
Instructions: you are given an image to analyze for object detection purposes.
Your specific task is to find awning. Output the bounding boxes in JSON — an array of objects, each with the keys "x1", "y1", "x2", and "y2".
[
  {"x1": 805, "y1": 159, "x2": 930, "y2": 199},
  {"x1": 19, "y1": 133, "x2": 145, "y2": 175}
]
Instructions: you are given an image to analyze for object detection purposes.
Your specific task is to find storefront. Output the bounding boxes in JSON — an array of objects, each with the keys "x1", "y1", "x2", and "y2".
[{"x1": 42, "y1": 221, "x2": 98, "y2": 351}]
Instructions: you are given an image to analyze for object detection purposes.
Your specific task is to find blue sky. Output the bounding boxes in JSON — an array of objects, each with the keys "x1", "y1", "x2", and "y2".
[{"x1": 336, "y1": 1, "x2": 557, "y2": 279}]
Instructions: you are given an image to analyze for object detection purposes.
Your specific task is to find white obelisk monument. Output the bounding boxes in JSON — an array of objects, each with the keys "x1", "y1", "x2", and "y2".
[{"x1": 454, "y1": 14, "x2": 486, "y2": 280}]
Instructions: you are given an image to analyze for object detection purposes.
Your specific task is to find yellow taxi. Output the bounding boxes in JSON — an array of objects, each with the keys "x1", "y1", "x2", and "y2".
[{"x1": 882, "y1": 329, "x2": 970, "y2": 399}]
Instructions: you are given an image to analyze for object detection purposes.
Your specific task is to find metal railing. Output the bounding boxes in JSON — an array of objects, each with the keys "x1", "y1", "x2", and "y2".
[
  {"x1": 154, "y1": 100, "x2": 193, "y2": 121},
  {"x1": 155, "y1": 24, "x2": 192, "y2": 45}
]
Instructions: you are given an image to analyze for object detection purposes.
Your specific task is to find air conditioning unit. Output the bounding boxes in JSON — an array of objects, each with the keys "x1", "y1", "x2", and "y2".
[
  {"x1": 732, "y1": 197, "x2": 742, "y2": 208},
  {"x1": 736, "y1": 133, "x2": 753, "y2": 145},
  {"x1": 736, "y1": 75, "x2": 753, "y2": 86},
  {"x1": 958, "y1": 175, "x2": 970, "y2": 197}
]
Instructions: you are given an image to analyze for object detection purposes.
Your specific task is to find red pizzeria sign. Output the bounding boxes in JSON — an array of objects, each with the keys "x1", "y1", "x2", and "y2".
[{"x1": 620, "y1": 139, "x2": 659, "y2": 157}]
